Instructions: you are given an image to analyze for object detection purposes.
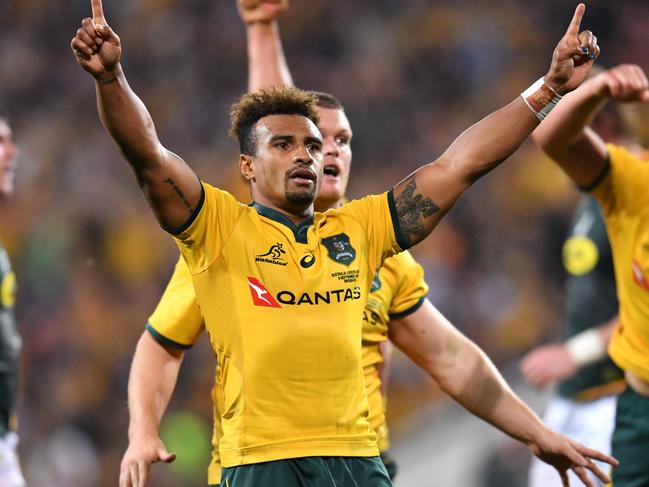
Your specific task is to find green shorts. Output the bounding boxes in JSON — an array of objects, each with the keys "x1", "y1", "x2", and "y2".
[
  {"x1": 219, "y1": 456, "x2": 392, "y2": 487},
  {"x1": 611, "y1": 387, "x2": 649, "y2": 487},
  {"x1": 380, "y1": 451, "x2": 398, "y2": 481}
]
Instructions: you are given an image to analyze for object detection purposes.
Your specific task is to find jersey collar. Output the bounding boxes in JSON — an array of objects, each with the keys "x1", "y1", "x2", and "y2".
[{"x1": 250, "y1": 202, "x2": 314, "y2": 244}]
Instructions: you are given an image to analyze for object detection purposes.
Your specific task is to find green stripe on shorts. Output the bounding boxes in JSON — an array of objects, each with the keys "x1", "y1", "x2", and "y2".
[{"x1": 220, "y1": 456, "x2": 392, "y2": 487}]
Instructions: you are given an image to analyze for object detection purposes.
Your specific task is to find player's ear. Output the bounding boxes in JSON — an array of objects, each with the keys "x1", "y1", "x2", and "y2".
[{"x1": 240, "y1": 154, "x2": 255, "y2": 181}]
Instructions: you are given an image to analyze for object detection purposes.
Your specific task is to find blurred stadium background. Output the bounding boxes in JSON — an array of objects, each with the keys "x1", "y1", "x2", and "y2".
[{"x1": 1, "y1": 0, "x2": 647, "y2": 485}]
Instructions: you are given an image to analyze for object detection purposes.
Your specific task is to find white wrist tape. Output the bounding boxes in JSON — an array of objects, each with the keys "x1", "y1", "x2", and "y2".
[
  {"x1": 521, "y1": 77, "x2": 562, "y2": 121},
  {"x1": 565, "y1": 328, "x2": 607, "y2": 367}
]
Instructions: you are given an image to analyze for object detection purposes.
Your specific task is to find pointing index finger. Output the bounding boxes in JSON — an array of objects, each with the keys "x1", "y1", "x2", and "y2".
[
  {"x1": 91, "y1": 0, "x2": 106, "y2": 23},
  {"x1": 565, "y1": 3, "x2": 586, "y2": 38}
]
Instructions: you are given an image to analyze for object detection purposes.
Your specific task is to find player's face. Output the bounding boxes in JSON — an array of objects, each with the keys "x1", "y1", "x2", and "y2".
[
  {"x1": 247, "y1": 114, "x2": 323, "y2": 212},
  {"x1": 314, "y1": 108, "x2": 353, "y2": 212},
  {"x1": 0, "y1": 120, "x2": 18, "y2": 199}
]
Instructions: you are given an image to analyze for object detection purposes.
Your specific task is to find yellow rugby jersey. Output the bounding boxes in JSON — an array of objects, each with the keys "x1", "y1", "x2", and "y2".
[
  {"x1": 590, "y1": 144, "x2": 649, "y2": 382},
  {"x1": 362, "y1": 251, "x2": 428, "y2": 451},
  {"x1": 148, "y1": 250, "x2": 426, "y2": 480},
  {"x1": 172, "y1": 182, "x2": 402, "y2": 467}
]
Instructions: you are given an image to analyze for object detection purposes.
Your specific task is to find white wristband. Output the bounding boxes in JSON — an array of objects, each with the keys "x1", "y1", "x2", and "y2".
[
  {"x1": 565, "y1": 328, "x2": 606, "y2": 367},
  {"x1": 520, "y1": 77, "x2": 562, "y2": 121}
]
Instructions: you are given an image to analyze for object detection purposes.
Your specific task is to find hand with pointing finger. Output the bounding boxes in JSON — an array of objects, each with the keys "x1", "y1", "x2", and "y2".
[
  {"x1": 71, "y1": 0, "x2": 121, "y2": 81},
  {"x1": 544, "y1": 3, "x2": 600, "y2": 95}
]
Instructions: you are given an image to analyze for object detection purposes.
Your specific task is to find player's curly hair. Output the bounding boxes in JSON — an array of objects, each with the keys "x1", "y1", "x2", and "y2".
[{"x1": 229, "y1": 87, "x2": 320, "y2": 156}]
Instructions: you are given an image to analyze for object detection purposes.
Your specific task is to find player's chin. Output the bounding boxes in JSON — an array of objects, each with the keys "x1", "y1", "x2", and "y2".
[
  {"x1": 285, "y1": 188, "x2": 316, "y2": 206},
  {"x1": 317, "y1": 183, "x2": 344, "y2": 204}
]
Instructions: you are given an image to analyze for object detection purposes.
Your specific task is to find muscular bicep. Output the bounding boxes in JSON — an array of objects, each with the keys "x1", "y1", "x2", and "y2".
[
  {"x1": 138, "y1": 149, "x2": 203, "y2": 233},
  {"x1": 391, "y1": 161, "x2": 466, "y2": 248}
]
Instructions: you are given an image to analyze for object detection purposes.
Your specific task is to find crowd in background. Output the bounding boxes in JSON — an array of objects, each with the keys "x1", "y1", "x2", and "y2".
[{"x1": 0, "y1": 0, "x2": 648, "y2": 485}]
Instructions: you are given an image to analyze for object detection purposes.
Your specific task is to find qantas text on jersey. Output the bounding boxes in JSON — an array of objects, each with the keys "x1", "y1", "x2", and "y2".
[{"x1": 247, "y1": 276, "x2": 362, "y2": 308}]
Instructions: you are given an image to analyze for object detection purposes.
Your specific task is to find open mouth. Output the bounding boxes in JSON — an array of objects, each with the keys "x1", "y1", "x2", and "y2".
[
  {"x1": 289, "y1": 167, "x2": 317, "y2": 184},
  {"x1": 323, "y1": 164, "x2": 340, "y2": 178}
]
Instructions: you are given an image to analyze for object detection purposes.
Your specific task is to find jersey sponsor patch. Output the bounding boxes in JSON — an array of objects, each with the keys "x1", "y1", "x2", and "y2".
[
  {"x1": 247, "y1": 276, "x2": 282, "y2": 308},
  {"x1": 321, "y1": 233, "x2": 356, "y2": 266},
  {"x1": 632, "y1": 259, "x2": 649, "y2": 292}
]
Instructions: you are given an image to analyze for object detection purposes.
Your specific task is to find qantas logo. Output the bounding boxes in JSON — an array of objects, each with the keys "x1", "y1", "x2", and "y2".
[
  {"x1": 247, "y1": 277, "x2": 282, "y2": 308},
  {"x1": 247, "y1": 277, "x2": 362, "y2": 307},
  {"x1": 632, "y1": 260, "x2": 649, "y2": 292}
]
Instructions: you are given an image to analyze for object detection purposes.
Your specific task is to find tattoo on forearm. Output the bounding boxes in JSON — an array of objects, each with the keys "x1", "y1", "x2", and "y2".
[
  {"x1": 394, "y1": 176, "x2": 439, "y2": 245},
  {"x1": 163, "y1": 177, "x2": 194, "y2": 211}
]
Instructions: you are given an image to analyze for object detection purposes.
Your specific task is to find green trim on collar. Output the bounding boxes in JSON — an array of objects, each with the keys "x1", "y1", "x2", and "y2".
[{"x1": 250, "y1": 202, "x2": 314, "y2": 244}]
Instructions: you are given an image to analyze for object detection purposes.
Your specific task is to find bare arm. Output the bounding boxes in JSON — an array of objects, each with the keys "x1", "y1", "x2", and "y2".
[
  {"x1": 389, "y1": 299, "x2": 617, "y2": 485},
  {"x1": 532, "y1": 64, "x2": 649, "y2": 188},
  {"x1": 392, "y1": 4, "x2": 598, "y2": 248},
  {"x1": 120, "y1": 332, "x2": 182, "y2": 487},
  {"x1": 377, "y1": 340, "x2": 393, "y2": 398},
  {"x1": 521, "y1": 315, "x2": 619, "y2": 389},
  {"x1": 238, "y1": 0, "x2": 292, "y2": 91},
  {"x1": 71, "y1": 0, "x2": 202, "y2": 231}
]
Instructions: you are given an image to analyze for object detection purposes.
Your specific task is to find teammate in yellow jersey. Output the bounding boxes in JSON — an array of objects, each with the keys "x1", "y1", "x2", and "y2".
[
  {"x1": 532, "y1": 63, "x2": 649, "y2": 487},
  {"x1": 71, "y1": 1, "x2": 615, "y2": 486}
]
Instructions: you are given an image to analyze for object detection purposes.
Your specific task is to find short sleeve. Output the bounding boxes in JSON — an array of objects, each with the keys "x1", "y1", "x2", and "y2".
[
  {"x1": 339, "y1": 192, "x2": 402, "y2": 270},
  {"x1": 147, "y1": 255, "x2": 204, "y2": 349},
  {"x1": 387, "y1": 251, "x2": 429, "y2": 318},
  {"x1": 172, "y1": 182, "x2": 244, "y2": 274}
]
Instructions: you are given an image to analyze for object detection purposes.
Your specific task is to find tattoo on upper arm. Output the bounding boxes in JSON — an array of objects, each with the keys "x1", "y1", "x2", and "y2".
[
  {"x1": 394, "y1": 176, "x2": 439, "y2": 245},
  {"x1": 163, "y1": 177, "x2": 194, "y2": 211}
]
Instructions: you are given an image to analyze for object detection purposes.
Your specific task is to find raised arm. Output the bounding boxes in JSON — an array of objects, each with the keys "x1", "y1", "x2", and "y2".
[
  {"x1": 391, "y1": 4, "x2": 598, "y2": 248},
  {"x1": 71, "y1": 0, "x2": 202, "y2": 231},
  {"x1": 389, "y1": 300, "x2": 618, "y2": 486},
  {"x1": 237, "y1": 0, "x2": 292, "y2": 91},
  {"x1": 532, "y1": 64, "x2": 649, "y2": 188},
  {"x1": 120, "y1": 332, "x2": 181, "y2": 487}
]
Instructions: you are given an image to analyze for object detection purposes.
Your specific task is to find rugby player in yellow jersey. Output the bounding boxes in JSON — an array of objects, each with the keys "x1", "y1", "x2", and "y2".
[
  {"x1": 532, "y1": 63, "x2": 649, "y2": 487},
  {"x1": 71, "y1": 1, "x2": 615, "y2": 486}
]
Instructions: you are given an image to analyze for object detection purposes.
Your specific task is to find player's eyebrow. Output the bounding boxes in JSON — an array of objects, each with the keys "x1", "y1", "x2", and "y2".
[{"x1": 269, "y1": 134, "x2": 295, "y2": 144}]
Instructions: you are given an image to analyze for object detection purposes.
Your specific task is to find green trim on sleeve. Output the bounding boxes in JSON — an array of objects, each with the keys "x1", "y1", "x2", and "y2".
[
  {"x1": 145, "y1": 323, "x2": 193, "y2": 350},
  {"x1": 579, "y1": 153, "x2": 611, "y2": 193},
  {"x1": 387, "y1": 189, "x2": 410, "y2": 251},
  {"x1": 169, "y1": 180, "x2": 206, "y2": 235},
  {"x1": 389, "y1": 296, "x2": 426, "y2": 320}
]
